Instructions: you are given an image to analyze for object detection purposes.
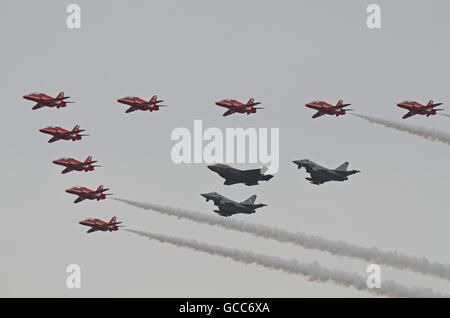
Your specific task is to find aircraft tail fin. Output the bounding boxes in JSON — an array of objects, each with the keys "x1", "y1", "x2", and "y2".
[
  {"x1": 242, "y1": 195, "x2": 257, "y2": 204},
  {"x1": 335, "y1": 162, "x2": 349, "y2": 171},
  {"x1": 150, "y1": 95, "x2": 157, "y2": 103},
  {"x1": 109, "y1": 216, "x2": 117, "y2": 224},
  {"x1": 427, "y1": 99, "x2": 434, "y2": 106},
  {"x1": 337, "y1": 99, "x2": 343, "y2": 107},
  {"x1": 85, "y1": 156, "x2": 92, "y2": 163},
  {"x1": 72, "y1": 125, "x2": 80, "y2": 132},
  {"x1": 96, "y1": 185, "x2": 104, "y2": 192},
  {"x1": 247, "y1": 98, "x2": 255, "y2": 105},
  {"x1": 56, "y1": 91, "x2": 64, "y2": 99}
]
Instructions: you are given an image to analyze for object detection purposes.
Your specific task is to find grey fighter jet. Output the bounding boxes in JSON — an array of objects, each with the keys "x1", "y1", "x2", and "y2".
[
  {"x1": 201, "y1": 192, "x2": 267, "y2": 217},
  {"x1": 293, "y1": 159, "x2": 360, "y2": 185},
  {"x1": 207, "y1": 163, "x2": 273, "y2": 186}
]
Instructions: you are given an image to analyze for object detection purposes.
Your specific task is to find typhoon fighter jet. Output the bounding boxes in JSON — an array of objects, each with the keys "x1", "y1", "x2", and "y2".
[
  {"x1": 79, "y1": 217, "x2": 123, "y2": 233},
  {"x1": 201, "y1": 192, "x2": 267, "y2": 217},
  {"x1": 396, "y1": 100, "x2": 444, "y2": 119},
  {"x1": 207, "y1": 163, "x2": 273, "y2": 186},
  {"x1": 215, "y1": 98, "x2": 263, "y2": 116},
  {"x1": 23, "y1": 91, "x2": 73, "y2": 110},
  {"x1": 293, "y1": 159, "x2": 360, "y2": 185}
]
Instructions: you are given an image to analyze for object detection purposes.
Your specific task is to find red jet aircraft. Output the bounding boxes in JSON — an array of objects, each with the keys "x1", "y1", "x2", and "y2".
[
  {"x1": 79, "y1": 217, "x2": 123, "y2": 233},
  {"x1": 117, "y1": 95, "x2": 167, "y2": 113},
  {"x1": 215, "y1": 98, "x2": 263, "y2": 116},
  {"x1": 23, "y1": 91, "x2": 73, "y2": 110},
  {"x1": 39, "y1": 125, "x2": 88, "y2": 143},
  {"x1": 53, "y1": 156, "x2": 101, "y2": 174},
  {"x1": 66, "y1": 185, "x2": 112, "y2": 204},
  {"x1": 305, "y1": 100, "x2": 353, "y2": 118},
  {"x1": 396, "y1": 100, "x2": 444, "y2": 119}
]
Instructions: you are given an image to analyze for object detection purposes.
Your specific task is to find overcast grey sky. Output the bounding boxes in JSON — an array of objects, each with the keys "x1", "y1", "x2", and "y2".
[{"x1": 1, "y1": 0, "x2": 450, "y2": 297}]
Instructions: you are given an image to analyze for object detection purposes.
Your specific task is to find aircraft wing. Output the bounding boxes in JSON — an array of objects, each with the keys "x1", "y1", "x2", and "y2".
[
  {"x1": 224, "y1": 179, "x2": 240, "y2": 185},
  {"x1": 58, "y1": 130, "x2": 85, "y2": 136},
  {"x1": 72, "y1": 161, "x2": 96, "y2": 167},
  {"x1": 233, "y1": 105, "x2": 252, "y2": 110},
  {"x1": 62, "y1": 167, "x2": 73, "y2": 174},
  {"x1": 325, "y1": 106, "x2": 346, "y2": 111},
  {"x1": 402, "y1": 112, "x2": 415, "y2": 119},
  {"x1": 312, "y1": 111, "x2": 324, "y2": 118},
  {"x1": 420, "y1": 104, "x2": 441, "y2": 110},
  {"x1": 87, "y1": 227, "x2": 98, "y2": 233},
  {"x1": 83, "y1": 188, "x2": 108, "y2": 196},
  {"x1": 32, "y1": 104, "x2": 44, "y2": 110},
  {"x1": 48, "y1": 136, "x2": 60, "y2": 143},
  {"x1": 74, "y1": 197, "x2": 86, "y2": 203},
  {"x1": 125, "y1": 107, "x2": 138, "y2": 113},
  {"x1": 223, "y1": 109, "x2": 235, "y2": 116},
  {"x1": 239, "y1": 169, "x2": 262, "y2": 178},
  {"x1": 46, "y1": 98, "x2": 66, "y2": 102},
  {"x1": 308, "y1": 169, "x2": 332, "y2": 184}
]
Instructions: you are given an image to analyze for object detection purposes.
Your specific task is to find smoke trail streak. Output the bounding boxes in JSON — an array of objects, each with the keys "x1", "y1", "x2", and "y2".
[
  {"x1": 128, "y1": 229, "x2": 443, "y2": 298},
  {"x1": 351, "y1": 113, "x2": 450, "y2": 145},
  {"x1": 114, "y1": 198, "x2": 450, "y2": 280}
]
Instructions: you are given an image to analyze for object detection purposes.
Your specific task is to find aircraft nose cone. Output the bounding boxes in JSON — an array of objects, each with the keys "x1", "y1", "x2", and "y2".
[{"x1": 207, "y1": 165, "x2": 219, "y2": 172}]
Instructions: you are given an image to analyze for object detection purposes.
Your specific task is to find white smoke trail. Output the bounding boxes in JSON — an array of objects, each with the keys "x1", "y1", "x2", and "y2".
[
  {"x1": 127, "y1": 229, "x2": 443, "y2": 298},
  {"x1": 351, "y1": 113, "x2": 450, "y2": 145},
  {"x1": 114, "y1": 198, "x2": 450, "y2": 280}
]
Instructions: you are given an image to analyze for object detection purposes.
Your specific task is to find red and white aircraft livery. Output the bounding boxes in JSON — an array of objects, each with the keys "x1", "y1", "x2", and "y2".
[
  {"x1": 117, "y1": 95, "x2": 167, "y2": 113},
  {"x1": 23, "y1": 92, "x2": 73, "y2": 110},
  {"x1": 215, "y1": 98, "x2": 263, "y2": 116},
  {"x1": 66, "y1": 185, "x2": 112, "y2": 204},
  {"x1": 39, "y1": 125, "x2": 88, "y2": 143},
  {"x1": 79, "y1": 217, "x2": 123, "y2": 233},
  {"x1": 53, "y1": 156, "x2": 101, "y2": 174},
  {"x1": 396, "y1": 100, "x2": 444, "y2": 119},
  {"x1": 305, "y1": 100, "x2": 352, "y2": 118}
]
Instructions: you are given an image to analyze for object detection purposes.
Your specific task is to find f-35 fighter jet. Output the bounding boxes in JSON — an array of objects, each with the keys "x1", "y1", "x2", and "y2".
[
  {"x1": 207, "y1": 163, "x2": 273, "y2": 186},
  {"x1": 293, "y1": 159, "x2": 360, "y2": 185},
  {"x1": 201, "y1": 192, "x2": 267, "y2": 217}
]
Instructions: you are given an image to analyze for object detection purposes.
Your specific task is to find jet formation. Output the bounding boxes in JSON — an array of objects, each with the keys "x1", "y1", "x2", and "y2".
[
  {"x1": 293, "y1": 159, "x2": 360, "y2": 185},
  {"x1": 201, "y1": 192, "x2": 267, "y2": 217},
  {"x1": 31, "y1": 90, "x2": 445, "y2": 226}
]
